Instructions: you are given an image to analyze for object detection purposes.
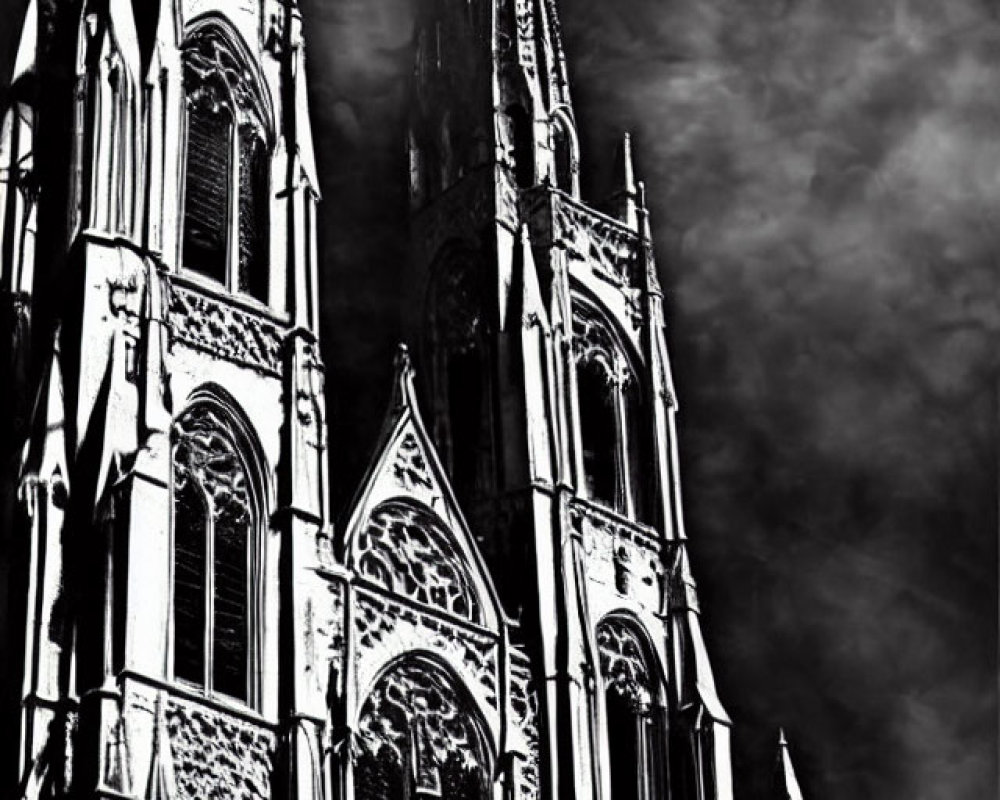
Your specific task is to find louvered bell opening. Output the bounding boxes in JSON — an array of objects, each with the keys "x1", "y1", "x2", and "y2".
[
  {"x1": 183, "y1": 106, "x2": 232, "y2": 284},
  {"x1": 212, "y1": 498, "x2": 250, "y2": 702},
  {"x1": 173, "y1": 469, "x2": 207, "y2": 688},
  {"x1": 238, "y1": 135, "x2": 270, "y2": 303},
  {"x1": 578, "y1": 361, "x2": 619, "y2": 510}
]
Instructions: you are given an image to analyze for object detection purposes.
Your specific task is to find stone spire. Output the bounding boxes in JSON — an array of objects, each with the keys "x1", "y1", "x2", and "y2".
[{"x1": 774, "y1": 728, "x2": 806, "y2": 800}]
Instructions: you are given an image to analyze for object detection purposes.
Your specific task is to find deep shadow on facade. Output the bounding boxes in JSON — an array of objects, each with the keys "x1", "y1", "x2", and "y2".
[{"x1": 0, "y1": 2, "x2": 806, "y2": 800}]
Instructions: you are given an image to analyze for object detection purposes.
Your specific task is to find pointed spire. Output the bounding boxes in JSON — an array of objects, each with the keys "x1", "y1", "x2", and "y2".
[
  {"x1": 774, "y1": 729, "x2": 805, "y2": 800},
  {"x1": 11, "y1": 0, "x2": 38, "y2": 86},
  {"x1": 391, "y1": 342, "x2": 415, "y2": 409},
  {"x1": 609, "y1": 132, "x2": 639, "y2": 231},
  {"x1": 637, "y1": 180, "x2": 653, "y2": 243}
]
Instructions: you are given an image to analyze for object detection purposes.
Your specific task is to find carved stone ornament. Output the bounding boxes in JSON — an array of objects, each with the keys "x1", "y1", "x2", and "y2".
[
  {"x1": 182, "y1": 24, "x2": 270, "y2": 137},
  {"x1": 173, "y1": 405, "x2": 252, "y2": 521},
  {"x1": 166, "y1": 695, "x2": 277, "y2": 800},
  {"x1": 169, "y1": 281, "x2": 283, "y2": 376},
  {"x1": 522, "y1": 188, "x2": 640, "y2": 288},
  {"x1": 572, "y1": 305, "x2": 636, "y2": 389},
  {"x1": 596, "y1": 618, "x2": 655, "y2": 713},
  {"x1": 555, "y1": 192, "x2": 638, "y2": 287},
  {"x1": 355, "y1": 659, "x2": 490, "y2": 800},
  {"x1": 354, "y1": 501, "x2": 482, "y2": 623},
  {"x1": 509, "y1": 650, "x2": 541, "y2": 800},
  {"x1": 514, "y1": 0, "x2": 539, "y2": 80},
  {"x1": 354, "y1": 592, "x2": 497, "y2": 704},
  {"x1": 392, "y1": 432, "x2": 435, "y2": 494}
]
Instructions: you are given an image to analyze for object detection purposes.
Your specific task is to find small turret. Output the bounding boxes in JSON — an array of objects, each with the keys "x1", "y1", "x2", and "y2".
[{"x1": 608, "y1": 132, "x2": 639, "y2": 231}]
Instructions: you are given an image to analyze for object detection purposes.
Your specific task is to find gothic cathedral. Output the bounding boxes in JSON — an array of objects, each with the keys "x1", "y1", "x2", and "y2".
[{"x1": 0, "y1": 2, "x2": 804, "y2": 800}]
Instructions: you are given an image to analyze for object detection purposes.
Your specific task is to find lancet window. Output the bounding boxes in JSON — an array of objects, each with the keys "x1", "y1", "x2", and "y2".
[
  {"x1": 355, "y1": 659, "x2": 490, "y2": 800},
  {"x1": 573, "y1": 305, "x2": 650, "y2": 520},
  {"x1": 171, "y1": 402, "x2": 260, "y2": 704},
  {"x1": 597, "y1": 618, "x2": 668, "y2": 800},
  {"x1": 181, "y1": 23, "x2": 271, "y2": 304}
]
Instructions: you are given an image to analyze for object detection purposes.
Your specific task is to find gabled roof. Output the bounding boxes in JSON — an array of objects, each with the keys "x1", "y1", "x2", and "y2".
[{"x1": 339, "y1": 344, "x2": 506, "y2": 632}]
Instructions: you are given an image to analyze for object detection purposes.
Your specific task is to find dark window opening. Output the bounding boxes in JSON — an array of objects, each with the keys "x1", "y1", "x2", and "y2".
[
  {"x1": 447, "y1": 345, "x2": 485, "y2": 508},
  {"x1": 172, "y1": 406, "x2": 255, "y2": 704},
  {"x1": 700, "y1": 727, "x2": 717, "y2": 800},
  {"x1": 354, "y1": 660, "x2": 491, "y2": 800},
  {"x1": 553, "y1": 121, "x2": 574, "y2": 193},
  {"x1": 173, "y1": 466, "x2": 207, "y2": 686},
  {"x1": 506, "y1": 104, "x2": 534, "y2": 189},
  {"x1": 212, "y1": 497, "x2": 249, "y2": 701},
  {"x1": 578, "y1": 362, "x2": 619, "y2": 509},
  {"x1": 626, "y1": 383, "x2": 653, "y2": 523},
  {"x1": 183, "y1": 105, "x2": 231, "y2": 284},
  {"x1": 237, "y1": 135, "x2": 270, "y2": 303},
  {"x1": 354, "y1": 748, "x2": 406, "y2": 800},
  {"x1": 441, "y1": 751, "x2": 488, "y2": 800},
  {"x1": 607, "y1": 690, "x2": 642, "y2": 800}
]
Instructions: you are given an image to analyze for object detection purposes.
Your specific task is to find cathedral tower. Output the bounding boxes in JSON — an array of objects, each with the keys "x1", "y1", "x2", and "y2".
[
  {"x1": 0, "y1": 2, "x2": 327, "y2": 798},
  {"x1": 0, "y1": 1, "x2": 790, "y2": 799},
  {"x1": 405, "y1": 1, "x2": 735, "y2": 799}
]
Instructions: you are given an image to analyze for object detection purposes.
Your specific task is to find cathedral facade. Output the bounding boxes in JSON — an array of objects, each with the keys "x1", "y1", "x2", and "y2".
[{"x1": 0, "y1": 2, "x2": 801, "y2": 800}]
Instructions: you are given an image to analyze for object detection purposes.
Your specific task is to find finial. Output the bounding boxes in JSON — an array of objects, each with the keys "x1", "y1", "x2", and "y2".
[
  {"x1": 391, "y1": 343, "x2": 415, "y2": 409},
  {"x1": 610, "y1": 132, "x2": 639, "y2": 231},
  {"x1": 621, "y1": 132, "x2": 636, "y2": 192},
  {"x1": 779, "y1": 727, "x2": 788, "y2": 747},
  {"x1": 394, "y1": 342, "x2": 412, "y2": 372}
]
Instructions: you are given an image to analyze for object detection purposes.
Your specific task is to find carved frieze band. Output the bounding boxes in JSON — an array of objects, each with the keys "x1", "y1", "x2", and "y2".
[
  {"x1": 354, "y1": 591, "x2": 498, "y2": 706},
  {"x1": 165, "y1": 694, "x2": 277, "y2": 800},
  {"x1": 571, "y1": 500, "x2": 664, "y2": 607},
  {"x1": 168, "y1": 281, "x2": 283, "y2": 376},
  {"x1": 509, "y1": 650, "x2": 541, "y2": 800},
  {"x1": 523, "y1": 188, "x2": 640, "y2": 288}
]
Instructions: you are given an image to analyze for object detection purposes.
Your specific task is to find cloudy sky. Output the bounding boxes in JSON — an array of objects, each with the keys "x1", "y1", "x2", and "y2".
[
  {"x1": 303, "y1": 1, "x2": 999, "y2": 797},
  {"x1": 3, "y1": 0, "x2": 997, "y2": 798}
]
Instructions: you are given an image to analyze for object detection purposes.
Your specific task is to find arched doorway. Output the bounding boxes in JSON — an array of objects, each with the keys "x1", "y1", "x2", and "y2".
[{"x1": 354, "y1": 658, "x2": 491, "y2": 800}]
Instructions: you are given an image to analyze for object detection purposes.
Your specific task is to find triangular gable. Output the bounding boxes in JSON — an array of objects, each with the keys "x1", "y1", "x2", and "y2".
[{"x1": 340, "y1": 344, "x2": 504, "y2": 632}]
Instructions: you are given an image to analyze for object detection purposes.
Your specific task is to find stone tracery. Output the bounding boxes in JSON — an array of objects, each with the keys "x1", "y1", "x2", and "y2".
[
  {"x1": 182, "y1": 24, "x2": 271, "y2": 136},
  {"x1": 355, "y1": 659, "x2": 490, "y2": 800},
  {"x1": 596, "y1": 617, "x2": 655, "y2": 712},
  {"x1": 354, "y1": 500, "x2": 482, "y2": 623}
]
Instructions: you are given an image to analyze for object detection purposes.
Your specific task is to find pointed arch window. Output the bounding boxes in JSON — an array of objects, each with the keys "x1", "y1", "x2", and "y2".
[
  {"x1": 577, "y1": 360, "x2": 618, "y2": 507},
  {"x1": 181, "y1": 24, "x2": 271, "y2": 304},
  {"x1": 551, "y1": 112, "x2": 578, "y2": 196},
  {"x1": 354, "y1": 659, "x2": 491, "y2": 800},
  {"x1": 171, "y1": 403, "x2": 260, "y2": 704},
  {"x1": 597, "y1": 618, "x2": 668, "y2": 800},
  {"x1": 573, "y1": 306, "x2": 651, "y2": 521}
]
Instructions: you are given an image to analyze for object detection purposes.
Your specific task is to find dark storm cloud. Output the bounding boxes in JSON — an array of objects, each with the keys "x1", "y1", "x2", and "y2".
[
  {"x1": 558, "y1": 0, "x2": 998, "y2": 798},
  {"x1": 1, "y1": 0, "x2": 995, "y2": 797}
]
